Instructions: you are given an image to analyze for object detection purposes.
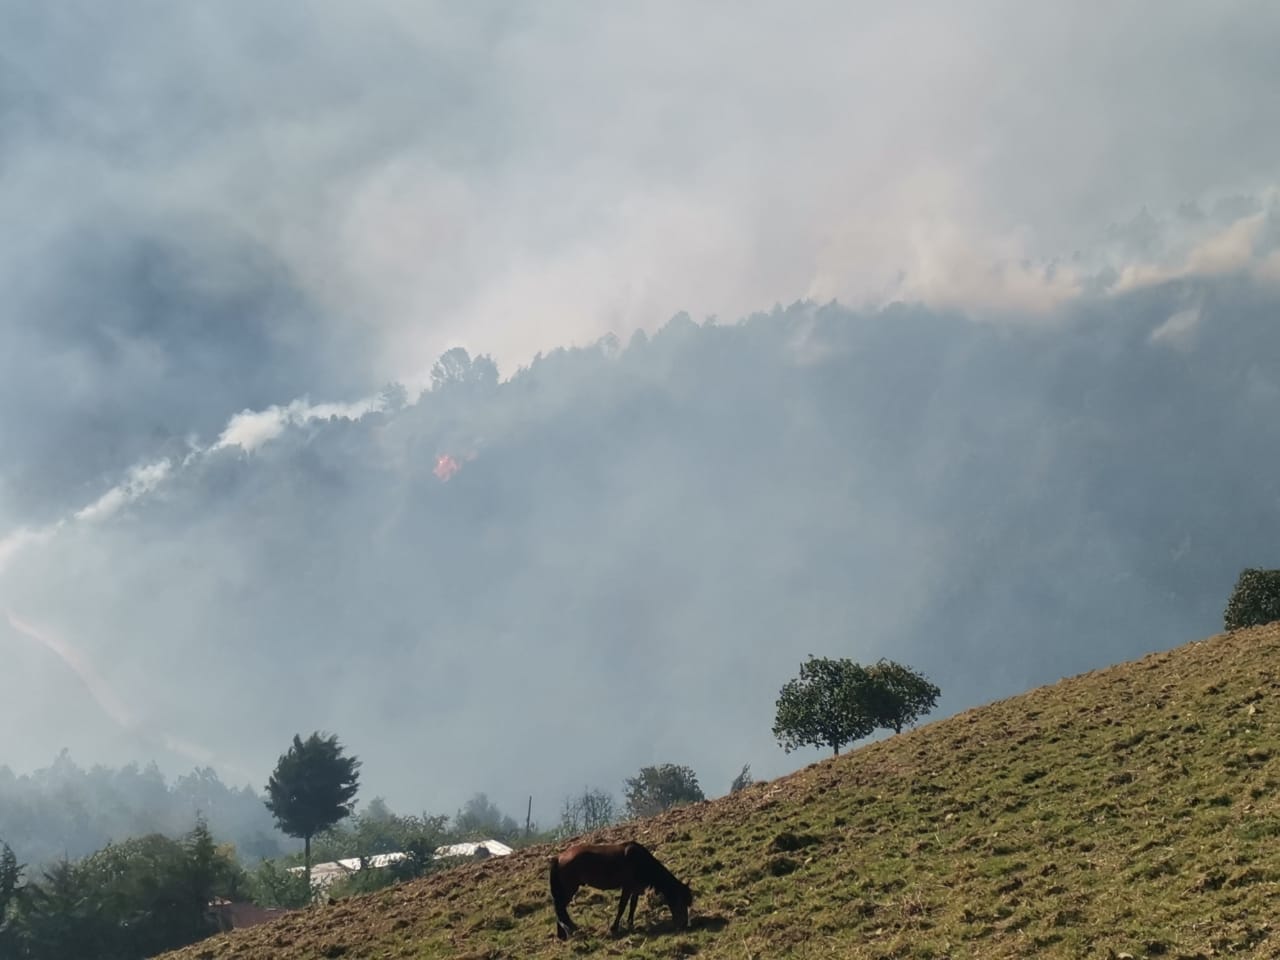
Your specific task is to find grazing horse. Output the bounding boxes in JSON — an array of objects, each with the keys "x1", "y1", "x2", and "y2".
[{"x1": 548, "y1": 841, "x2": 693, "y2": 940}]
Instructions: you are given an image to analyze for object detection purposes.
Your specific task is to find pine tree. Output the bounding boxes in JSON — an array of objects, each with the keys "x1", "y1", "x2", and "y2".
[{"x1": 264, "y1": 732, "x2": 361, "y2": 891}]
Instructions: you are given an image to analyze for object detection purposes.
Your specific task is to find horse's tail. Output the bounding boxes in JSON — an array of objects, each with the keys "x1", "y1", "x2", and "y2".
[
  {"x1": 548, "y1": 856, "x2": 572, "y2": 940},
  {"x1": 548, "y1": 856, "x2": 564, "y2": 906}
]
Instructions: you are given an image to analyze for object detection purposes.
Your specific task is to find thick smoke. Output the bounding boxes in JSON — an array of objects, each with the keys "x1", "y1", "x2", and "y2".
[
  {"x1": 3, "y1": 2, "x2": 1280, "y2": 827},
  {"x1": 5, "y1": 231, "x2": 1280, "y2": 821}
]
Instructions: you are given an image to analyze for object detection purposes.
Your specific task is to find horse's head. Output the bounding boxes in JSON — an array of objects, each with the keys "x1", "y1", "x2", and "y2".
[{"x1": 669, "y1": 879, "x2": 694, "y2": 929}]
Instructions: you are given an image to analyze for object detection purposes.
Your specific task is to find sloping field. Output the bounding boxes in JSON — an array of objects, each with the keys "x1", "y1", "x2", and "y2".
[{"x1": 164, "y1": 624, "x2": 1280, "y2": 960}]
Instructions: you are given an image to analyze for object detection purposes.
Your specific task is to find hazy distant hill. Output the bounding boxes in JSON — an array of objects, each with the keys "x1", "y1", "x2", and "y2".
[{"x1": 6, "y1": 280, "x2": 1280, "y2": 819}]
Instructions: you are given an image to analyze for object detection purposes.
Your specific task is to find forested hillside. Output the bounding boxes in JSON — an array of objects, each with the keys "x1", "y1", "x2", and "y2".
[
  {"x1": 0, "y1": 754, "x2": 284, "y2": 867},
  {"x1": 6, "y1": 278, "x2": 1280, "y2": 817}
]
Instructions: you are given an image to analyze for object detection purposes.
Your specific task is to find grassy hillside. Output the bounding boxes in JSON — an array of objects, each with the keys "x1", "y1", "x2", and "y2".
[{"x1": 164, "y1": 624, "x2": 1280, "y2": 960}]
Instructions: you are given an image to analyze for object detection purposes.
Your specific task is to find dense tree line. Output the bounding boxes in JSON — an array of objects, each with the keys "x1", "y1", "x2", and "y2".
[
  {"x1": 0, "y1": 785, "x2": 544, "y2": 957},
  {"x1": 0, "y1": 752, "x2": 286, "y2": 871},
  {"x1": 0, "y1": 820, "x2": 242, "y2": 960}
]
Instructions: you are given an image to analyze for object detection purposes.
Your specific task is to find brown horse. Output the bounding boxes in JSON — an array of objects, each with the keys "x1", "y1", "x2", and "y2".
[{"x1": 548, "y1": 841, "x2": 693, "y2": 940}]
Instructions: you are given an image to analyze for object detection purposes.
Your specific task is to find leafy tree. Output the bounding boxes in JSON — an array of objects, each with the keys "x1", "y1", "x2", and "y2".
[
  {"x1": 452, "y1": 793, "x2": 520, "y2": 842},
  {"x1": 264, "y1": 732, "x2": 361, "y2": 890},
  {"x1": 309, "y1": 804, "x2": 450, "y2": 866},
  {"x1": 864, "y1": 660, "x2": 941, "y2": 734},
  {"x1": 247, "y1": 859, "x2": 312, "y2": 909},
  {"x1": 384, "y1": 829, "x2": 447, "y2": 885},
  {"x1": 558, "y1": 787, "x2": 616, "y2": 837},
  {"x1": 84, "y1": 831, "x2": 218, "y2": 956},
  {"x1": 1224, "y1": 568, "x2": 1280, "y2": 630},
  {"x1": 20, "y1": 858, "x2": 110, "y2": 960},
  {"x1": 430, "y1": 347, "x2": 499, "y2": 394},
  {"x1": 772, "y1": 656, "x2": 875, "y2": 756},
  {"x1": 729, "y1": 763, "x2": 754, "y2": 794},
  {"x1": 181, "y1": 816, "x2": 246, "y2": 909},
  {"x1": 0, "y1": 754, "x2": 286, "y2": 870},
  {"x1": 4, "y1": 820, "x2": 244, "y2": 960},
  {"x1": 378, "y1": 382, "x2": 409, "y2": 414},
  {"x1": 0, "y1": 841, "x2": 23, "y2": 958},
  {"x1": 623, "y1": 764, "x2": 705, "y2": 819},
  {"x1": 362, "y1": 796, "x2": 394, "y2": 824}
]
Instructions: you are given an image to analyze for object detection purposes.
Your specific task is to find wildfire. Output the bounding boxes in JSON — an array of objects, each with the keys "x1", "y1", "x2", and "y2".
[{"x1": 433, "y1": 454, "x2": 462, "y2": 482}]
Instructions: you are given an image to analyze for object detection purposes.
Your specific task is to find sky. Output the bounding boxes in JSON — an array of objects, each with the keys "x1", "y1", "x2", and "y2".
[{"x1": 2, "y1": 1, "x2": 1280, "y2": 829}]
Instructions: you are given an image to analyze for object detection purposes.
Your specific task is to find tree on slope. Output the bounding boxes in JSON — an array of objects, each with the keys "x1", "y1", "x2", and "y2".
[
  {"x1": 773, "y1": 656, "x2": 942, "y2": 756},
  {"x1": 623, "y1": 764, "x2": 705, "y2": 819},
  {"x1": 864, "y1": 659, "x2": 941, "y2": 734},
  {"x1": 559, "y1": 787, "x2": 616, "y2": 837},
  {"x1": 1224, "y1": 568, "x2": 1280, "y2": 630},
  {"x1": 453, "y1": 793, "x2": 522, "y2": 842},
  {"x1": 264, "y1": 732, "x2": 361, "y2": 891},
  {"x1": 772, "y1": 656, "x2": 875, "y2": 756}
]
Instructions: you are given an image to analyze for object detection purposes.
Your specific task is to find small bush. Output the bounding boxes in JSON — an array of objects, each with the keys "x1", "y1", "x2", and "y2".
[
  {"x1": 768, "y1": 831, "x2": 819, "y2": 853},
  {"x1": 1224, "y1": 569, "x2": 1280, "y2": 630},
  {"x1": 767, "y1": 856, "x2": 799, "y2": 876}
]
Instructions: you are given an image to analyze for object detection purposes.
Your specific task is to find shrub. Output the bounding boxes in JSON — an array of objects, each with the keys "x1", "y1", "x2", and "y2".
[{"x1": 1224, "y1": 568, "x2": 1280, "y2": 630}]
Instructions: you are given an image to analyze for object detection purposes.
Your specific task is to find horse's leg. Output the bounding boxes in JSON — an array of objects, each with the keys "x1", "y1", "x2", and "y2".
[
  {"x1": 555, "y1": 893, "x2": 578, "y2": 940},
  {"x1": 560, "y1": 880, "x2": 580, "y2": 939},
  {"x1": 627, "y1": 888, "x2": 640, "y2": 931},
  {"x1": 549, "y1": 860, "x2": 579, "y2": 940},
  {"x1": 610, "y1": 889, "x2": 629, "y2": 935}
]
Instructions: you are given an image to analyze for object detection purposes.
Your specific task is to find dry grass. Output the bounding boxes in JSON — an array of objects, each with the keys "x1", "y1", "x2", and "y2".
[{"x1": 162, "y1": 623, "x2": 1280, "y2": 960}]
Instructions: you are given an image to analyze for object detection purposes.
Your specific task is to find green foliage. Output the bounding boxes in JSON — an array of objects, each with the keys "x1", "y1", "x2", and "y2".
[
  {"x1": 773, "y1": 656, "x2": 875, "y2": 756},
  {"x1": 5, "y1": 819, "x2": 243, "y2": 960},
  {"x1": 558, "y1": 787, "x2": 616, "y2": 837},
  {"x1": 623, "y1": 764, "x2": 705, "y2": 819},
  {"x1": 256, "y1": 798, "x2": 457, "y2": 904},
  {"x1": 19, "y1": 858, "x2": 108, "y2": 960},
  {"x1": 385, "y1": 834, "x2": 445, "y2": 884},
  {"x1": 323, "y1": 834, "x2": 445, "y2": 900},
  {"x1": 452, "y1": 793, "x2": 521, "y2": 843},
  {"x1": 246, "y1": 859, "x2": 311, "y2": 910},
  {"x1": 773, "y1": 656, "x2": 942, "y2": 755},
  {"x1": 0, "y1": 754, "x2": 287, "y2": 871},
  {"x1": 324, "y1": 864, "x2": 392, "y2": 899},
  {"x1": 0, "y1": 841, "x2": 23, "y2": 958},
  {"x1": 1224, "y1": 568, "x2": 1280, "y2": 630},
  {"x1": 729, "y1": 763, "x2": 754, "y2": 795},
  {"x1": 864, "y1": 659, "x2": 941, "y2": 734},
  {"x1": 264, "y1": 732, "x2": 361, "y2": 887},
  {"x1": 430, "y1": 347, "x2": 500, "y2": 394},
  {"x1": 310, "y1": 804, "x2": 449, "y2": 864},
  {"x1": 300, "y1": 803, "x2": 450, "y2": 901}
]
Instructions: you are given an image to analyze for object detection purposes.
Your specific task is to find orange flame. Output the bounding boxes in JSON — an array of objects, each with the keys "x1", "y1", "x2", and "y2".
[{"x1": 434, "y1": 454, "x2": 462, "y2": 482}]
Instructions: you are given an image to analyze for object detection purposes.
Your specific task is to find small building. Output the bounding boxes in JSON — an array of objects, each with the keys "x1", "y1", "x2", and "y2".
[
  {"x1": 433, "y1": 839, "x2": 515, "y2": 860},
  {"x1": 289, "y1": 840, "x2": 512, "y2": 891},
  {"x1": 290, "y1": 852, "x2": 411, "y2": 891}
]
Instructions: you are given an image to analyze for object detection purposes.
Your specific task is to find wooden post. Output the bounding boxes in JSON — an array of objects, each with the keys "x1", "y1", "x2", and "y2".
[{"x1": 526, "y1": 795, "x2": 533, "y2": 837}]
